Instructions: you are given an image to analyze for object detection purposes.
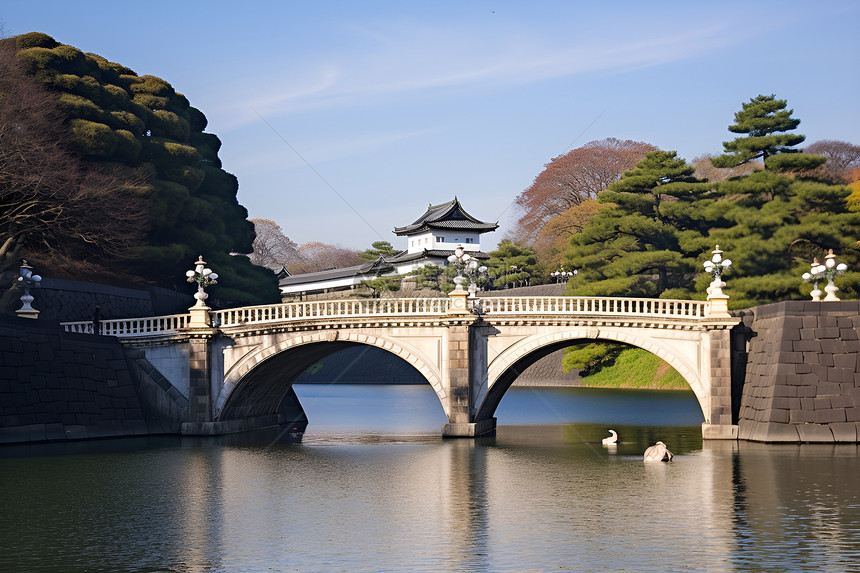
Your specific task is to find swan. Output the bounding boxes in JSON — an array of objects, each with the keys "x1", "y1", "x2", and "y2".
[
  {"x1": 643, "y1": 441, "x2": 674, "y2": 462},
  {"x1": 601, "y1": 429, "x2": 618, "y2": 445}
]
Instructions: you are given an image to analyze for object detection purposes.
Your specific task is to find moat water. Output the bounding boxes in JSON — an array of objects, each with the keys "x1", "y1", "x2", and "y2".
[{"x1": 1, "y1": 385, "x2": 859, "y2": 572}]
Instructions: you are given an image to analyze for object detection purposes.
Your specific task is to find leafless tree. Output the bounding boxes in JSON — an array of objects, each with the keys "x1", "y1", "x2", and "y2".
[
  {"x1": 248, "y1": 218, "x2": 301, "y2": 270},
  {"x1": 804, "y1": 140, "x2": 860, "y2": 184},
  {"x1": 511, "y1": 138, "x2": 655, "y2": 244},
  {"x1": 0, "y1": 39, "x2": 151, "y2": 283}
]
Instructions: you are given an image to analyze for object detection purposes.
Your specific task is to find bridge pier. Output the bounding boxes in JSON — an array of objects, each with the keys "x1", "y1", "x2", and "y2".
[
  {"x1": 702, "y1": 328, "x2": 739, "y2": 440},
  {"x1": 179, "y1": 326, "x2": 218, "y2": 434},
  {"x1": 441, "y1": 320, "x2": 497, "y2": 438}
]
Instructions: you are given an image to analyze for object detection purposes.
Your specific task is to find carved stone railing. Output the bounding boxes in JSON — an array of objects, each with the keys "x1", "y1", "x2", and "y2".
[
  {"x1": 61, "y1": 313, "x2": 191, "y2": 336},
  {"x1": 478, "y1": 296, "x2": 708, "y2": 318},
  {"x1": 60, "y1": 296, "x2": 713, "y2": 337},
  {"x1": 214, "y1": 297, "x2": 451, "y2": 327}
]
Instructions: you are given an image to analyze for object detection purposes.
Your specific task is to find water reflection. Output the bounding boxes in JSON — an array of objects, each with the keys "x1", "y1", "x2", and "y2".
[{"x1": 1, "y1": 393, "x2": 859, "y2": 572}]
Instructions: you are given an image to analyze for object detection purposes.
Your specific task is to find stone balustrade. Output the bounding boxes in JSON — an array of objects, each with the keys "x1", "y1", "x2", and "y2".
[{"x1": 61, "y1": 296, "x2": 713, "y2": 336}]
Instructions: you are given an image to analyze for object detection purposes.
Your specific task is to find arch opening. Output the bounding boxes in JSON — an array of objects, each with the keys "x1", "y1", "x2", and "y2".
[
  {"x1": 217, "y1": 338, "x2": 447, "y2": 429},
  {"x1": 477, "y1": 335, "x2": 707, "y2": 424}
]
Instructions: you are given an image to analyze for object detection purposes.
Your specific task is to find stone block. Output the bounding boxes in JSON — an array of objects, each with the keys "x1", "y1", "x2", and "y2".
[
  {"x1": 834, "y1": 354, "x2": 857, "y2": 370},
  {"x1": 793, "y1": 339, "x2": 821, "y2": 352},
  {"x1": 814, "y1": 396, "x2": 832, "y2": 409},
  {"x1": 818, "y1": 381, "x2": 843, "y2": 395},
  {"x1": 772, "y1": 396, "x2": 800, "y2": 410},
  {"x1": 830, "y1": 422, "x2": 858, "y2": 442},
  {"x1": 814, "y1": 409, "x2": 846, "y2": 424},
  {"x1": 846, "y1": 407, "x2": 860, "y2": 422},
  {"x1": 815, "y1": 327, "x2": 841, "y2": 339},
  {"x1": 797, "y1": 423, "x2": 834, "y2": 442},
  {"x1": 840, "y1": 328, "x2": 859, "y2": 340},
  {"x1": 763, "y1": 409, "x2": 790, "y2": 423},
  {"x1": 744, "y1": 420, "x2": 801, "y2": 442},
  {"x1": 778, "y1": 352, "x2": 803, "y2": 364},
  {"x1": 790, "y1": 409, "x2": 816, "y2": 423},
  {"x1": 828, "y1": 369, "x2": 854, "y2": 384},
  {"x1": 830, "y1": 394, "x2": 854, "y2": 409},
  {"x1": 803, "y1": 351, "x2": 822, "y2": 364},
  {"x1": 774, "y1": 386, "x2": 797, "y2": 398},
  {"x1": 820, "y1": 340, "x2": 845, "y2": 354}
]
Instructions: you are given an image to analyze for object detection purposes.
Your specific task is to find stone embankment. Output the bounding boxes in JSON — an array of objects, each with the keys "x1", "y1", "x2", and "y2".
[
  {"x1": 736, "y1": 301, "x2": 860, "y2": 442},
  {"x1": 0, "y1": 317, "x2": 185, "y2": 444}
]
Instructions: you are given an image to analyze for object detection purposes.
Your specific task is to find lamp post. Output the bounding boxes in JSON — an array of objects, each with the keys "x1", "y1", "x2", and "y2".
[
  {"x1": 446, "y1": 244, "x2": 473, "y2": 313},
  {"x1": 15, "y1": 260, "x2": 42, "y2": 319},
  {"x1": 803, "y1": 249, "x2": 847, "y2": 301},
  {"x1": 552, "y1": 268, "x2": 577, "y2": 284},
  {"x1": 186, "y1": 256, "x2": 218, "y2": 326},
  {"x1": 703, "y1": 245, "x2": 732, "y2": 318}
]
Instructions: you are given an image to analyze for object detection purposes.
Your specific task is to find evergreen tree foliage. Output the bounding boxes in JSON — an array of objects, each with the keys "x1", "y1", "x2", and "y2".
[
  {"x1": 563, "y1": 151, "x2": 716, "y2": 298},
  {"x1": 8, "y1": 32, "x2": 279, "y2": 305},
  {"x1": 405, "y1": 264, "x2": 443, "y2": 292},
  {"x1": 359, "y1": 276, "x2": 401, "y2": 298},
  {"x1": 358, "y1": 241, "x2": 398, "y2": 262},
  {"x1": 711, "y1": 94, "x2": 826, "y2": 173},
  {"x1": 484, "y1": 240, "x2": 540, "y2": 288},
  {"x1": 707, "y1": 170, "x2": 860, "y2": 307}
]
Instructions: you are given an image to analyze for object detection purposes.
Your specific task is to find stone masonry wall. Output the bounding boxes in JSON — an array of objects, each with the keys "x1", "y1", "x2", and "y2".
[
  {"x1": 737, "y1": 300, "x2": 860, "y2": 442},
  {"x1": 0, "y1": 317, "x2": 186, "y2": 444},
  {"x1": 6, "y1": 277, "x2": 194, "y2": 322}
]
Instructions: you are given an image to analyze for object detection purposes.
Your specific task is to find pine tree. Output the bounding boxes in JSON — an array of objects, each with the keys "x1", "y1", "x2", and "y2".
[
  {"x1": 563, "y1": 151, "x2": 716, "y2": 298},
  {"x1": 711, "y1": 94, "x2": 826, "y2": 172}
]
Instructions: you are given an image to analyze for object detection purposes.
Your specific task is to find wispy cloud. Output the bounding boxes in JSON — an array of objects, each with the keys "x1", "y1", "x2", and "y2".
[
  {"x1": 207, "y1": 16, "x2": 747, "y2": 133},
  {"x1": 223, "y1": 126, "x2": 446, "y2": 173}
]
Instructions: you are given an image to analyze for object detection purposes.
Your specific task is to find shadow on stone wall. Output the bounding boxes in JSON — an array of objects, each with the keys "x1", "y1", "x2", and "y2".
[{"x1": 0, "y1": 316, "x2": 186, "y2": 444}]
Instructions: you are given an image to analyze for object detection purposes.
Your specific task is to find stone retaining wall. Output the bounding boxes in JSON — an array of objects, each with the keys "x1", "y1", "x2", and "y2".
[
  {"x1": 737, "y1": 300, "x2": 860, "y2": 442},
  {"x1": 0, "y1": 317, "x2": 185, "y2": 444},
  {"x1": 8, "y1": 277, "x2": 194, "y2": 322}
]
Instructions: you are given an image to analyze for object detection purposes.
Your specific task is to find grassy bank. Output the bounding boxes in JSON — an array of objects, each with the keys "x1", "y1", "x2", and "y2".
[{"x1": 578, "y1": 347, "x2": 689, "y2": 390}]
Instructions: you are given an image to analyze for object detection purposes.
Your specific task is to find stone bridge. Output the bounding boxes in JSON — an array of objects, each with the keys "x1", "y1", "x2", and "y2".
[{"x1": 63, "y1": 294, "x2": 741, "y2": 439}]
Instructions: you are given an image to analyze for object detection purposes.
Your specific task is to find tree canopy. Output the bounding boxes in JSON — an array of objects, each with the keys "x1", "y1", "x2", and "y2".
[
  {"x1": 557, "y1": 96, "x2": 860, "y2": 307},
  {"x1": 3, "y1": 32, "x2": 279, "y2": 305},
  {"x1": 563, "y1": 150, "x2": 716, "y2": 298},
  {"x1": 511, "y1": 138, "x2": 655, "y2": 243},
  {"x1": 711, "y1": 94, "x2": 826, "y2": 173},
  {"x1": 358, "y1": 241, "x2": 398, "y2": 262}
]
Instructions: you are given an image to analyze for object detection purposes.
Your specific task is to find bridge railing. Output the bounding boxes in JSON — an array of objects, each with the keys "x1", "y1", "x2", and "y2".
[
  {"x1": 213, "y1": 297, "x2": 451, "y2": 327},
  {"x1": 478, "y1": 296, "x2": 708, "y2": 318},
  {"x1": 61, "y1": 313, "x2": 191, "y2": 336},
  {"x1": 60, "y1": 296, "x2": 711, "y2": 336}
]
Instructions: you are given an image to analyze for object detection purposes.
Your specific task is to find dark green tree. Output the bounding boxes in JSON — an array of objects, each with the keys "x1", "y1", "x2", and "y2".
[
  {"x1": 358, "y1": 240, "x2": 398, "y2": 262},
  {"x1": 406, "y1": 264, "x2": 443, "y2": 292},
  {"x1": 8, "y1": 32, "x2": 279, "y2": 305},
  {"x1": 563, "y1": 150, "x2": 717, "y2": 298},
  {"x1": 359, "y1": 276, "x2": 401, "y2": 298},
  {"x1": 484, "y1": 240, "x2": 539, "y2": 289},
  {"x1": 706, "y1": 171, "x2": 860, "y2": 307},
  {"x1": 711, "y1": 94, "x2": 826, "y2": 173}
]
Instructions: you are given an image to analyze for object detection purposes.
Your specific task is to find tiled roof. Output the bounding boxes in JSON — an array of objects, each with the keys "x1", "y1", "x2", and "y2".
[
  {"x1": 386, "y1": 249, "x2": 490, "y2": 264},
  {"x1": 278, "y1": 257, "x2": 393, "y2": 287},
  {"x1": 394, "y1": 197, "x2": 498, "y2": 236}
]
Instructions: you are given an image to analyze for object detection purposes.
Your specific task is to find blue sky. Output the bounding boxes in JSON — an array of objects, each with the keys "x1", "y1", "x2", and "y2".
[{"x1": 3, "y1": 1, "x2": 858, "y2": 252}]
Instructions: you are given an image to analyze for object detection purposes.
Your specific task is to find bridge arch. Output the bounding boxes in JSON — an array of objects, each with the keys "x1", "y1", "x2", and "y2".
[
  {"x1": 476, "y1": 327, "x2": 708, "y2": 423},
  {"x1": 215, "y1": 330, "x2": 447, "y2": 421}
]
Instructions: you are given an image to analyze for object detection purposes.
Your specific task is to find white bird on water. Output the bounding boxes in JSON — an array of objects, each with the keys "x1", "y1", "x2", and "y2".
[
  {"x1": 643, "y1": 441, "x2": 674, "y2": 462},
  {"x1": 601, "y1": 429, "x2": 618, "y2": 445}
]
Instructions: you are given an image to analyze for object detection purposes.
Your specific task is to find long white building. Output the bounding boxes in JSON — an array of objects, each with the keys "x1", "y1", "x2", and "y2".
[{"x1": 278, "y1": 198, "x2": 498, "y2": 298}]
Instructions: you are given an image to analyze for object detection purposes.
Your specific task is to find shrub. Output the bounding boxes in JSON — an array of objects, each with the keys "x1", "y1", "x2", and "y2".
[
  {"x1": 68, "y1": 118, "x2": 118, "y2": 157},
  {"x1": 15, "y1": 32, "x2": 58, "y2": 49}
]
